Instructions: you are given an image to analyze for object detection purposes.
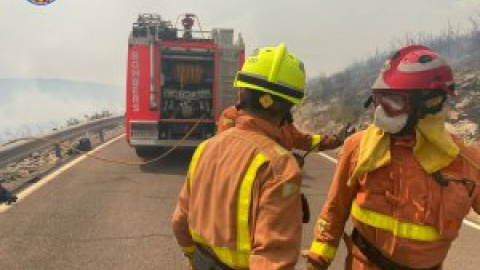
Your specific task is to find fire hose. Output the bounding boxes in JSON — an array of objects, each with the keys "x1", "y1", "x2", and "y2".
[{"x1": 5, "y1": 118, "x2": 204, "y2": 167}]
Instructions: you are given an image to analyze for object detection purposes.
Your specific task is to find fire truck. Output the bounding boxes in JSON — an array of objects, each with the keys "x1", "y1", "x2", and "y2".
[{"x1": 125, "y1": 13, "x2": 245, "y2": 157}]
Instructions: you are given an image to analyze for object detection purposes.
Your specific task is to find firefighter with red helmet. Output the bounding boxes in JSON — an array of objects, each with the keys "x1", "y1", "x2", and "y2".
[
  {"x1": 173, "y1": 43, "x2": 308, "y2": 270},
  {"x1": 304, "y1": 45, "x2": 480, "y2": 270}
]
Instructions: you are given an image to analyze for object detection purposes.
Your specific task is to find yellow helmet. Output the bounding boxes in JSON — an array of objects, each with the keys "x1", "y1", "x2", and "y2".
[{"x1": 233, "y1": 43, "x2": 306, "y2": 105}]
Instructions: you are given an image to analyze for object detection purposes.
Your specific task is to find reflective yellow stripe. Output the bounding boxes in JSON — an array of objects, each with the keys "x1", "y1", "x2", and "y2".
[
  {"x1": 237, "y1": 153, "x2": 269, "y2": 252},
  {"x1": 312, "y1": 134, "x2": 322, "y2": 149},
  {"x1": 351, "y1": 201, "x2": 442, "y2": 241},
  {"x1": 188, "y1": 140, "x2": 208, "y2": 190},
  {"x1": 190, "y1": 228, "x2": 250, "y2": 268},
  {"x1": 310, "y1": 240, "x2": 337, "y2": 260},
  {"x1": 188, "y1": 152, "x2": 269, "y2": 269},
  {"x1": 182, "y1": 245, "x2": 194, "y2": 254}
]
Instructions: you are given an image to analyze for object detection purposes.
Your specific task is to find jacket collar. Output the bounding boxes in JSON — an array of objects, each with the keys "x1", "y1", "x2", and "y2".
[{"x1": 234, "y1": 112, "x2": 284, "y2": 145}]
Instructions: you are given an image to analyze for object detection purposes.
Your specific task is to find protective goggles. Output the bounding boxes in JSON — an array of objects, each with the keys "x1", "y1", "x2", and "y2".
[{"x1": 372, "y1": 90, "x2": 410, "y2": 117}]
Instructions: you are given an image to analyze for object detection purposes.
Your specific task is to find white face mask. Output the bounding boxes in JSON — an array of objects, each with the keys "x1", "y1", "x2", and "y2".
[{"x1": 373, "y1": 105, "x2": 408, "y2": 134}]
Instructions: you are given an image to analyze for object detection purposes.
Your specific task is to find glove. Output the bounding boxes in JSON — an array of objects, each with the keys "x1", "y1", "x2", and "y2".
[
  {"x1": 318, "y1": 135, "x2": 342, "y2": 150},
  {"x1": 306, "y1": 260, "x2": 329, "y2": 270},
  {"x1": 302, "y1": 251, "x2": 330, "y2": 270},
  {"x1": 293, "y1": 152, "x2": 305, "y2": 168},
  {"x1": 335, "y1": 122, "x2": 356, "y2": 145}
]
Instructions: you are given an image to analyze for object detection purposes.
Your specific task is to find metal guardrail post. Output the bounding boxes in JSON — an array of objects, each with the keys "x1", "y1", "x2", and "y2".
[
  {"x1": 99, "y1": 130, "x2": 105, "y2": 143},
  {"x1": 55, "y1": 144, "x2": 62, "y2": 159}
]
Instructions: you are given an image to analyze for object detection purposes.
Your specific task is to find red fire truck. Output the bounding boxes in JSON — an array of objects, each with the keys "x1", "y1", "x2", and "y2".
[{"x1": 125, "y1": 13, "x2": 245, "y2": 157}]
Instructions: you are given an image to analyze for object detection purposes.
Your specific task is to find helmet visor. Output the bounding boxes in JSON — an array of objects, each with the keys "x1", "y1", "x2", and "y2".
[{"x1": 373, "y1": 90, "x2": 410, "y2": 117}]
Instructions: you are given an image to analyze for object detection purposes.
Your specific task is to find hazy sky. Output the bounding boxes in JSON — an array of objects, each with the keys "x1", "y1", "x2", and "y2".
[{"x1": 1, "y1": 0, "x2": 480, "y2": 86}]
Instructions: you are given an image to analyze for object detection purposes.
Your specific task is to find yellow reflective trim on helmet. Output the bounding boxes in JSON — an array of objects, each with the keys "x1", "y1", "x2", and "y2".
[
  {"x1": 309, "y1": 240, "x2": 337, "y2": 260},
  {"x1": 351, "y1": 201, "x2": 442, "y2": 241},
  {"x1": 190, "y1": 228, "x2": 250, "y2": 268},
  {"x1": 188, "y1": 140, "x2": 209, "y2": 190},
  {"x1": 233, "y1": 43, "x2": 305, "y2": 105},
  {"x1": 235, "y1": 79, "x2": 302, "y2": 104},
  {"x1": 312, "y1": 135, "x2": 322, "y2": 149},
  {"x1": 237, "y1": 152, "x2": 269, "y2": 252}
]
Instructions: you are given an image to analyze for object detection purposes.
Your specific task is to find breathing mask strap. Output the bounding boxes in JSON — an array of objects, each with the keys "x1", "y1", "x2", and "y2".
[
  {"x1": 413, "y1": 91, "x2": 447, "y2": 118},
  {"x1": 395, "y1": 91, "x2": 446, "y2": 135}
]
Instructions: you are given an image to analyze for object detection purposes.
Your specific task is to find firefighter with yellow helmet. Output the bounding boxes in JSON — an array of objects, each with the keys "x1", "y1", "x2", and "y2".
[
  {"x1": 304, "y1": 45, "x2": 480, "y2": 270},
  {"x1": 172, "y1": 43, "x2": 307, "y2": 270}
]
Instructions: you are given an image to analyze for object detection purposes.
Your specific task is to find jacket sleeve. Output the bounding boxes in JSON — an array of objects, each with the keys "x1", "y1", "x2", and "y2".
[
  {"x1": 283, "y1": 123, "x2": 315, "y2": 151},
  {"x1": 249, "y1": 157, "x2": 303, "y2": 270},
  {"x1": 171, "y1": 179, "x2": 194, "y2": 255},
  {"x1": 283, "y1": 123, "x2": 340, "y2": 152},
  {"x1": 306, "y1": 135, "x2": 359, "y2": 264},
  {"x1": 458, "y1": 141, "x2": 480, "y2": 216}
]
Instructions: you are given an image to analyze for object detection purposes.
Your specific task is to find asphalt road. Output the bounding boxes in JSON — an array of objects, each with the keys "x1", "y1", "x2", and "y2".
[{"x1": 0, "y1": 136, "x2": 479, "y2": 270}]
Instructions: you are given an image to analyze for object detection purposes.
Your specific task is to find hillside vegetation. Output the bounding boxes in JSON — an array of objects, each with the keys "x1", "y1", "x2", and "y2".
[{"x1": 295, "y1": 15, "x2": 480, "y2": 142}]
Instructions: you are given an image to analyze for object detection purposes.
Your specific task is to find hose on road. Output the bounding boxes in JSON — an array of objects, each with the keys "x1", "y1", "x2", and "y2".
[{"x1": 6, "y1": 119, "x2": 203, "y2": 166}]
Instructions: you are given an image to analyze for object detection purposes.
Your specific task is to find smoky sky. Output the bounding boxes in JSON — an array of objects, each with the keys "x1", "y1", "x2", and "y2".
[{"x1": 1, "y1": 0, "x2": 479, "y2": 85}]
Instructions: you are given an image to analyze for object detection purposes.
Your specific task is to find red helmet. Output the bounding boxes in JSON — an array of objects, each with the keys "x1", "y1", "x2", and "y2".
[{"x1": 372, "y1": 45, "x2": 455, "y2": 96}]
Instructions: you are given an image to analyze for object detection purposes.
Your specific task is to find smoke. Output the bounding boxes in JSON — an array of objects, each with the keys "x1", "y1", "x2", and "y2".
[{"x1": 0, "y1": 79, "x2": 123, "y2": 144}]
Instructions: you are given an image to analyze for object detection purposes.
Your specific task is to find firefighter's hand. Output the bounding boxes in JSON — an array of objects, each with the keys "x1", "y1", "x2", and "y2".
[
  {"x1": 305, "y1": 258, "x2": 330, "y2": 270},
  {"x1": 293, "y1": 152, "x2": 305, "y2": 168},
  {"x1": 335, "y1": 123, "x2": 355, "y2": 145},
  {"x1": 302, "y1": 251, "x2": 330, "y2": 270},
  {"x1": 318, "y1": 135, "x2": 342, "y2": 150}
]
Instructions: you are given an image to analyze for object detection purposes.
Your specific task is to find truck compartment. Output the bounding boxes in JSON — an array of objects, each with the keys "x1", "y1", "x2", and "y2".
[{"x1": 160, "y1": 51, "x2": 215, "y2": 120}]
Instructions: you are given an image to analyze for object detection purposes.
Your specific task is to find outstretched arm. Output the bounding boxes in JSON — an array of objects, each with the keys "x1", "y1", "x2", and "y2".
[{"x1": 305, "y1": 135, "x2": 359, "y2": 266}]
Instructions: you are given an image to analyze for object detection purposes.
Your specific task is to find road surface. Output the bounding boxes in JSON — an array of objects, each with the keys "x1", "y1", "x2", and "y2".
[{"x1": 0, "y1": 136, "x2": 478, "y2": 269}]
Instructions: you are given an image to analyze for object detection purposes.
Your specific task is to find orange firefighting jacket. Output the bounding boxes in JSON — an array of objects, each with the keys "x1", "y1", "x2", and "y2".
[
  {"x1": 217, "y1": 106, "x2": 339, "y2": 151},
  {"x1": 172, "y1": 114, "x2": 303, "y2": 270},
  {"x1": 306, "y1": 131, "x2": 480, "y2": 269}
]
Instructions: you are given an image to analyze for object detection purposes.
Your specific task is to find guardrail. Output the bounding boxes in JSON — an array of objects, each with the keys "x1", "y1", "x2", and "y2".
[{"x1": 0, "y1": 116, "x2": 124, "y2": 169}]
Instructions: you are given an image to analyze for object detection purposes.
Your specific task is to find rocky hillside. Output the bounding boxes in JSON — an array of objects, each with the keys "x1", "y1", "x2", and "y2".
[{"x1": 294, "y1": 24, "x2": 480, "y2": 142}]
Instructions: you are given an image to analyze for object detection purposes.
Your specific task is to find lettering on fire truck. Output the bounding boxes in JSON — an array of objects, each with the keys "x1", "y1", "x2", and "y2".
[{"x1": 131, "y1": 50, "x2": 140, "y2": 112}]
